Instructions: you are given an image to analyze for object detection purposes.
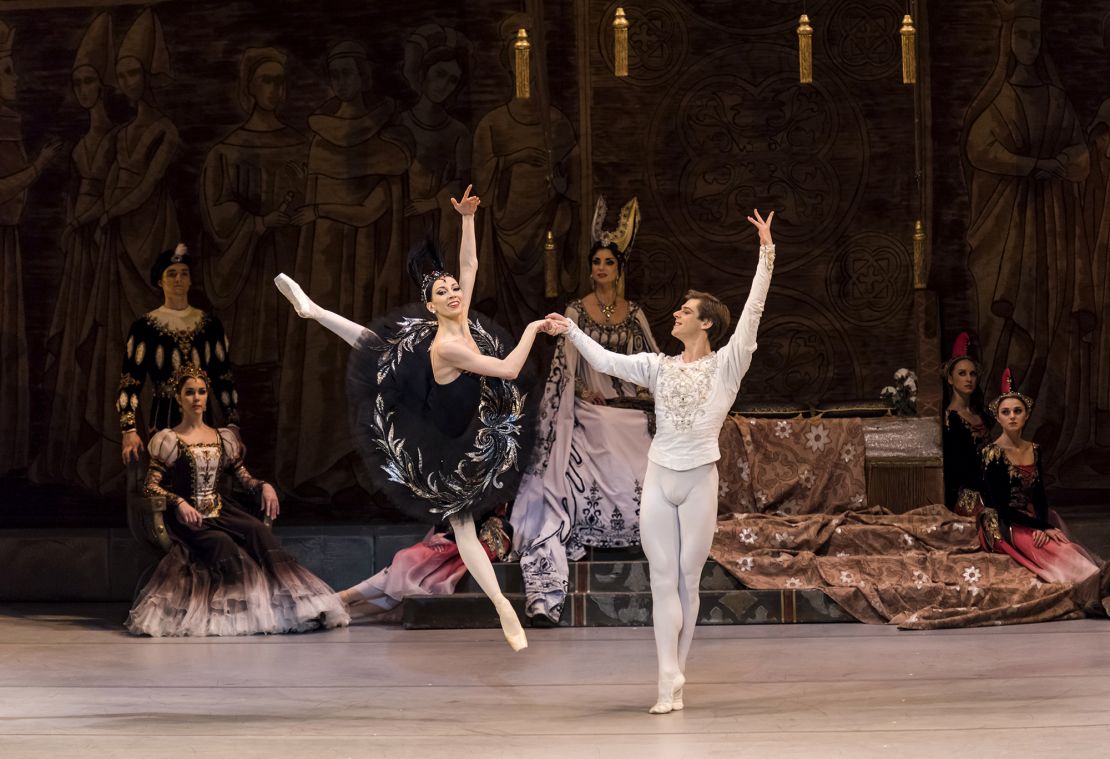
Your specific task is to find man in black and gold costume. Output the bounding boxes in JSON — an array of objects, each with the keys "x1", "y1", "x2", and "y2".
[{"x1": 118, "y1": 243, "x2": 240, "y2": 463}]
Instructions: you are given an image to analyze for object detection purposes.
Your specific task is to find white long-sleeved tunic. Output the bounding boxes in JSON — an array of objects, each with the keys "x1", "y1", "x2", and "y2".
[{"x1": 565, "y1": 244, "x2": 774, "y2": 471}]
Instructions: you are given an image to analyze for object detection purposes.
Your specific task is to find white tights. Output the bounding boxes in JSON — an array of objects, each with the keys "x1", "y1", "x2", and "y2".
[
  {"x1": 274, "y1": 273, "x2": 369, "y2": 347},
  {"x1": 640, "y1": 460, "x2": 719, "y2": 714},
  {"x1": 449, "y1": 514, "x2": 527, "y2": 650}
]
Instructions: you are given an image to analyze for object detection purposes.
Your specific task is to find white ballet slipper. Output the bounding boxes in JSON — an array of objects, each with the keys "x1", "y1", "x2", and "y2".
[
  {"x1": 274, "y1": 273, "x2": 317, "y2": 319},
  {"x1": 494, "y1": 596, "x2": 528, "y2": 652},
  {"x1": 648, "y1": 673, "x2": 685, "y2": 715}
]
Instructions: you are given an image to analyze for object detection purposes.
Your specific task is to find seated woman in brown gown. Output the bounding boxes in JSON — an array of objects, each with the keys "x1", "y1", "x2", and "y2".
[{"x1": 127, "y1": 365, "x2": 348, "y2": 636}]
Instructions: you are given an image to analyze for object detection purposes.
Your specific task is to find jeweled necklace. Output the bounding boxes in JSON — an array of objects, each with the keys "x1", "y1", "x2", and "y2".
[{"x1": 596, "y1": 291, "x2": 617, "y2": 322}]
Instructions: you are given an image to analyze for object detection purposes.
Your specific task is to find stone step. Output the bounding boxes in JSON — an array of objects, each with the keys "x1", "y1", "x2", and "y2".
[
  {"x1": 403, "y1": 588, "x2": 854, "y2": 628},
  {"x1": 455, "y1": 558, "x2": 743, "y2": 595}
]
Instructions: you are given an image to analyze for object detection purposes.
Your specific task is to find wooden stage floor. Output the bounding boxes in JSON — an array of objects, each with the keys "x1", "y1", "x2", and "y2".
[{"x1": 0, "y1": 604, "x2": 1107, "y2": 758}]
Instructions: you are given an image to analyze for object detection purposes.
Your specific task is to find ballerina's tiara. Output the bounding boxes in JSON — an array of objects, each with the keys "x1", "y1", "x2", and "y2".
[{"x1": 420, "y1": 270, "x2": 454, "y2": 303}]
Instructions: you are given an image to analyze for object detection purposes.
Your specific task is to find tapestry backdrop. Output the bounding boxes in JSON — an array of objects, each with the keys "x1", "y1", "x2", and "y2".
[{"x1": 1, "y1": 0, "x2": 1106, "y2": 525}]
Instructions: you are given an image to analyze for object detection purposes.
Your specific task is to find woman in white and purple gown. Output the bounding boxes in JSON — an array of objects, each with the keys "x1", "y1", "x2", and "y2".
[{"x1": 511, "y1": 197, "x2": 659, "y2": 625}]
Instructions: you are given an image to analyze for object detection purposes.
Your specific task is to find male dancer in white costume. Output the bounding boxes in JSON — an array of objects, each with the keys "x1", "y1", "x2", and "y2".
[{"x1": 546, "y1": 209, "x2": 775, "y2": 713}]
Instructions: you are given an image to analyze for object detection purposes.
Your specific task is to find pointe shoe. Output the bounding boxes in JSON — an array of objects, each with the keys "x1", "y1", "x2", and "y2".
[
  {"x1": 274, "y1": 273, "x2": 317, "y2": 319},
  {"x1": 494, "y1": 597, "x2": 528, "y2": 652},
  {"x1": 648, "y1": 673, "x2": 685, "y2": 715},
  {"x1": 671, "y1": 686, "x2": 684, "y2": 711}
]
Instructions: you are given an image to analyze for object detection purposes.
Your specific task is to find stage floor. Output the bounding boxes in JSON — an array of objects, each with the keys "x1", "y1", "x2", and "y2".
[{"x1": 0, "y1": 604, "x2": 1107, "y2": 758}]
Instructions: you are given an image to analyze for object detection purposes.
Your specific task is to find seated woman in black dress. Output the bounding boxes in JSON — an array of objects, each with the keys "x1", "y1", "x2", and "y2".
[
  {"x1": 127, "y1": 365, "x2": 348, "y2": 636},
  {"x1": 941, "y1": 332, "x2": 994, "y2": 516}
]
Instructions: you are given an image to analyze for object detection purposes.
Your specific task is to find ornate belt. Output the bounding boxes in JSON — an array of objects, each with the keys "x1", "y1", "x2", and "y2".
[{"x1": 195, "y1": 494, "x2": 223, "y2": 518}]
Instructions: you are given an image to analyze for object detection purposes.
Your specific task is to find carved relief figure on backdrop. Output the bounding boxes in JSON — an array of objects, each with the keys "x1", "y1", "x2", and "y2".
[
  {"x1": 400, "y1": 24, "x2": 472, "y2": 273},
  {"x1": 79, "y1": 7, "x2": 180, "y2": 492},
  {"x1": 0, "y1": 19, "x2": 63, "y2": 475},
  {"x1": 963, "y1": 0, "x2": 1094, "y2": 471},
  {"x1": 201, "y1": 47, "x2": 306, "y2": 368},
  {"x1": 1082, "y1": 13, "x2": 1110, "y2": 452},
  {"x1": 471, "y1": 13, "x2": 579, "y2": 336},
  {"x1": 276, "y1": 41, "x2": 412, "y2": 496},
  {"x1": 35, "y1": 13, "x2": 117, "y2": 483}
]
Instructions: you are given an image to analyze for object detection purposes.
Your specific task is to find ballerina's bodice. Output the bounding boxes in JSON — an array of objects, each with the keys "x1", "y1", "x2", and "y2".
[{"x1": 426, "y1": 371, "x2": 482, "y2": 439}]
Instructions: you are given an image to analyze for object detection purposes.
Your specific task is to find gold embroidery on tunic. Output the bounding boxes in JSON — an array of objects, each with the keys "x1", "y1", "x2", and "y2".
[
  {"x1": 955, "y1": 488, "x2": 981, "y2": 517},
  {"x1": 143, "y1": 312, "x2": 210, "y2": 357},
  {"x1": 979, "y1": 508, "x2": 1003, "y2": 550}
]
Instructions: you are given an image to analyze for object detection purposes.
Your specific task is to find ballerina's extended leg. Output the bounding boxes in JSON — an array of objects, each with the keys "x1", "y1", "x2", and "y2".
[
  {"x1": 274, "y1": 273, "x2": 369, "y2": 348},
  {"x1": 449, "y1": 513, "x2": 528, "y2": 651}
]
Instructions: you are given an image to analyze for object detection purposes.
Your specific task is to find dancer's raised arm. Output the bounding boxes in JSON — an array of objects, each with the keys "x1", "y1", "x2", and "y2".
[
  {"x1": 451, "y1": 184, "x2": 480, "y2": 322},
  {"x1": 719, "y1": 209, "x2": 775, "y2": 386}
]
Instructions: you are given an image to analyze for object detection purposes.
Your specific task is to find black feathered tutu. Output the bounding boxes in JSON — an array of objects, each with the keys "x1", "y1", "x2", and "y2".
[{"x1": 347, "y1": 303, "x2": 538, "y2": 524}]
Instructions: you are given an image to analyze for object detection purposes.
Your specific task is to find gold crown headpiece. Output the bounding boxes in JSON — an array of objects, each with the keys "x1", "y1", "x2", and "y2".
[
  {"x1": 172, "y1": 364, "x2": 210, "y2": 391},
  {"x1": 590, "y1": 196, "x2": 640, "y2": 255}
]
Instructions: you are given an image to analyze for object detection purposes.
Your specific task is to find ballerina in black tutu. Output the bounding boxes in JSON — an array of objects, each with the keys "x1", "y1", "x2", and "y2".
[{"x1": 275, "y1": 186, "x2": 551, "y2": 650}]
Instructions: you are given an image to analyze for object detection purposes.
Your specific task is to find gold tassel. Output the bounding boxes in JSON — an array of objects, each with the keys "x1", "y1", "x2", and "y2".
[
  {"x1": 514, "y1": 28, "x2": 531, "y2": 99},
  {"x1": 544, "y1": 230, "x2": 558, "y2": 297},
  {"x1": 900, "y1": 14, "x2": 916, "y2": 85},
  {"x1": 797, "y1": 14, "x2": 813, "y2": 85},
  {"x1": 913, "y1": 219, "x2": 927, "y2": 289},
  {"x1": 614, "y1": 7, "x2": 629, "y2": 77}
]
